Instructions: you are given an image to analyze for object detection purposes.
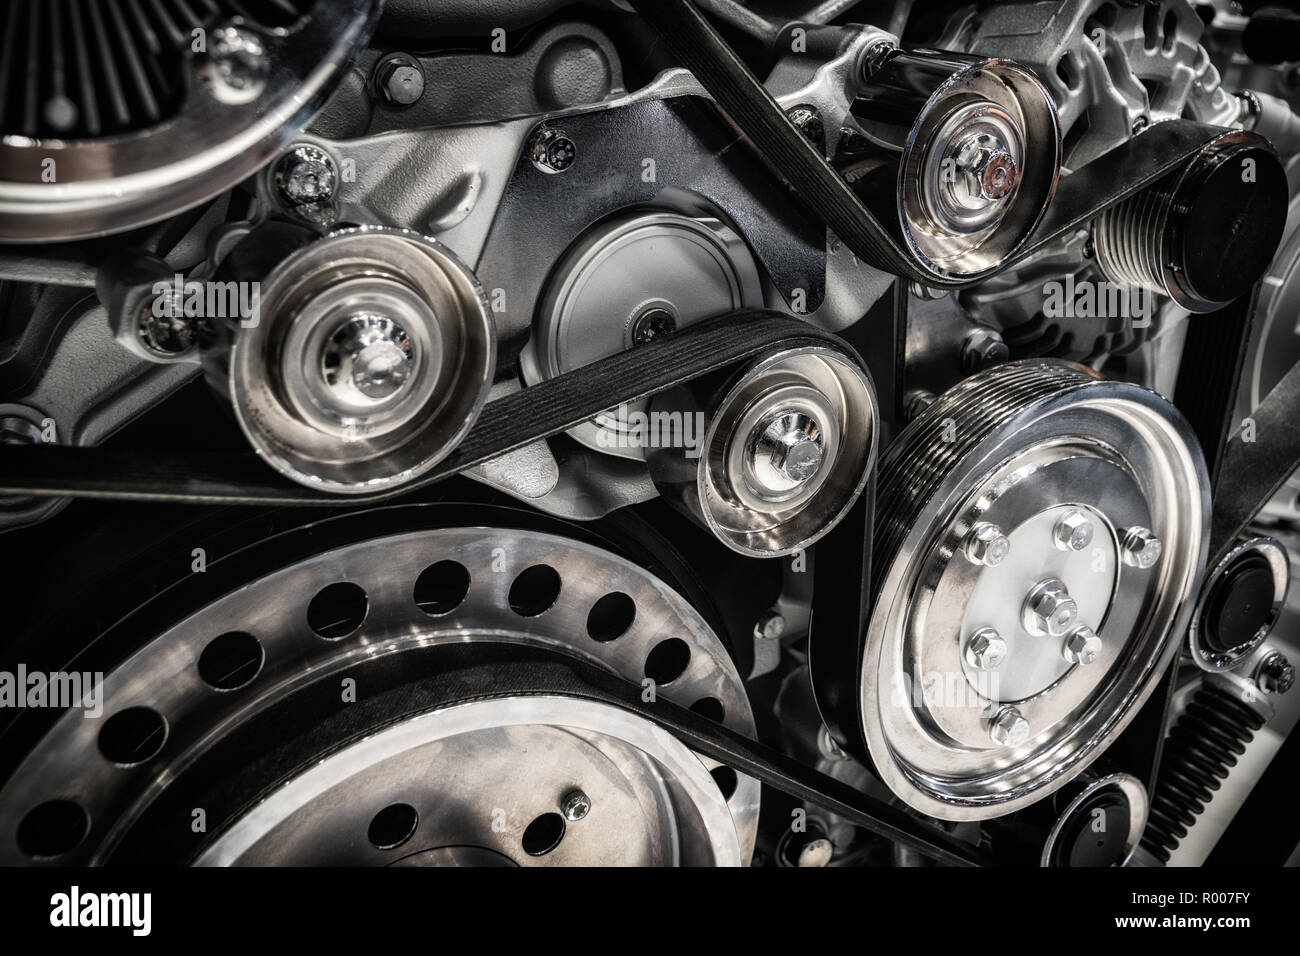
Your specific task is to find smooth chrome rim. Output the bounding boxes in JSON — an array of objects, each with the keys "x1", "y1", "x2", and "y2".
[{"x1": 862, "y1": 361, "x2": 1208, "y2": 820}]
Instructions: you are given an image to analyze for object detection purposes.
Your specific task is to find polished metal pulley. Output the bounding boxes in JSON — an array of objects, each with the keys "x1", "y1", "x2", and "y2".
[
  {"x1": 647, "y1": 343, "x2": 878, "y2": 557},
  {"x1": 210, "y1": 226, "x2": 496, "y2": 494},
  {"x1": 0, "y1": 526, "x2": 759, "y2": 866},
  {"x1": 841, "y1": 49, "x2": 1062, "y2": 281},
  {"x1": 850, "y1": 360, "x2": 1210, "y2": 820}
]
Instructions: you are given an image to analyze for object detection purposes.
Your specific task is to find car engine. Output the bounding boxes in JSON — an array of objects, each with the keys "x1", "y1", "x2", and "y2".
[{"x1": 0, "y1": 0, "x2": 1298, "y2": 873}]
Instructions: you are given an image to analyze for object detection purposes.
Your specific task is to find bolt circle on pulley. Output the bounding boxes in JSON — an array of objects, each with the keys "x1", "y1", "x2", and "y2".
[{"x1": 857, "y1": 360, "x2": 1209, "y2": 821}]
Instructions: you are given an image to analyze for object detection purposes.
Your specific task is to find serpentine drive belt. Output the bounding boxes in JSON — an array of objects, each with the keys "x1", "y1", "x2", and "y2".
[
  {"x1": 1, "y1": 308, "x2": 992, "y2": 865},
  {"x1": 105, "y1": 639, "x2": 989, "y2": 866},
  {"x1": 295, "y1": 643, "x2": 994, "y2": 866},
  {"x1": 626, "y1": 0, "x2": 1247, "y2": 283},
  {"x1": 0, "y1": 2, "x2": 1273, "y2": 867},
  {"x1": 0, "y1": 0, "x2": 1243, "y2": 503},
  {"x1": 0, "y1": 309, "x2": 849, "y2": 504}
]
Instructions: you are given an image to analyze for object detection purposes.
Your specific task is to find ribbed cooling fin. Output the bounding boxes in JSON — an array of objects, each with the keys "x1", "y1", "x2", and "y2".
[{"x1": 1140, "y1": 683, "x2": 1266, "y2": 863}]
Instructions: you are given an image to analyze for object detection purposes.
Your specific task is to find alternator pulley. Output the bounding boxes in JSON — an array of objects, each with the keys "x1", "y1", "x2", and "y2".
[{"x1": 842, "y1": 50, "x2": 1062, "y2": 280}]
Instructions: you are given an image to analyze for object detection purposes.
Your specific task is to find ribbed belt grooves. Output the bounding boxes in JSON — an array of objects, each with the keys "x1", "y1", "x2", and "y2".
[
  {"x1": 1093, "y1": 179, "x2": 1171, "y2": 295},
  {"x1": 0, "y1": 309, "x2": 860, "y2": 504},
  {"x1": 872, "y1": 361, "x2": 1096, "y2": 594}
]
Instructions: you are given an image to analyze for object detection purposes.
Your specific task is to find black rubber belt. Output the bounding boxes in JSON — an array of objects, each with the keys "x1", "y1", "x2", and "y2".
[
  {"x1": 0, "y1": 310, "x2": 841, "y2": 504},
  {"x1": 1211, "y1": 354, "x2": 1300, "y2": 562},
  {"x1": 626, "y1": 0, "x2": 935, "y2": 285},
  {"x1": 102, "y1": 640, "x2": 985, "y2": 866},
  {"x1": 456, "y1": 649, "x2": 991, "y2": 866},
  {"x1": 268, "y1": 641, "x2": 988, "y2": 867},
  {"x1": 627, "y1": 0, "x2": 1233, "y2": 285}
]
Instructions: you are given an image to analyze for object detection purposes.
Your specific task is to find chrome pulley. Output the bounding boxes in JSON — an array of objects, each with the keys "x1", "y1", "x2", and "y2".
[
  {"x1": 843, "y1": 50, "x2": 1062, "y2": 280},
  {"x1": 648, "y1": 346, "x2": 878, "y2": 557},
  {"x1": 213, "y1": 226, "x2": 496, "y2": 493},
  {"x1": 0, "y1": 526, "x2": 757, "y2": 866},
  {"x1": 858, "y1": 361, "x2": 1209, "y2": 820}
]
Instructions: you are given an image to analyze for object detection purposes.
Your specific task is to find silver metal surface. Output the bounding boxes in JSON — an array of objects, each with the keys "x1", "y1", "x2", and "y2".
[
  {"x1": 0, "y1": 1, "x2": 382, "y2": 242},
  {"x1": 561, "y1": 790, "x2": 592, "y2": 822},
  {"x1": 218, "y1": 226, "x2": 495, "y2": 493},
  {"x1": 898, "y1": 60, "x2": 1061, "y2": 279},
  {"x1": 649, "y1": 346, "x2": 878, "y2": 557},
  {"x1": 965, "y1": 626, "x2": 1007, "y2": 671},
  {"x1": 196, "y1": 696, "x2": 741, "y2": 867},
  {"x1": 862, "y1": 360, "x2": 1210, "y2": 820},
  {"x1": 990, "y1": 706, "x2": 1030, "y2": 746},
  {"x1": 922, "y1": 101, "x2": 1025, "y2": 235},
  {"x1": 374, "y1": 54, "x2": 426, "y2": 108},
  {"x1": 1120, "y1": 527, "x2": 1162, "y2": 569},
  {"x1": 528, "y1": 125, "x2": 578, "y2": 173},
  {"x1": 520, "y1": 208, "x2": 763, "y2": 460},
  {"x1": 321, "y1": 314, "x2": 415, "y2": 403},
  {"x1": 962, "y1": 521, "x2": 1010, "y2": 567},
  {"x1": 753, "y1": 412, "x2": 825, "y2": 488},
  {"x1": 1063, "y1": 626, "x2": 1102, "y2": 666},
  {"x1": 1022, "y1": 578, "x2": 1080, "y2": 638},
  {"x1": 0, "y1": 526, "x2": 759, "y2": 865},
  {"x1": 274, "y1": 144, "x2": 339, "y2": 208},
  {"x1": 1256, "y1": 652, "x2": 1295, "y2": 695},
  {"x1": 1054, "y1": 509, "x2": 1095, "y2": 552}
]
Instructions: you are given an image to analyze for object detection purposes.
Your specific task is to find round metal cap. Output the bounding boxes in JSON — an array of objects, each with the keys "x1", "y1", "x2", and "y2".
[{"x1": 521, "y1": 209, "x2": 762, "y2": 460}]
